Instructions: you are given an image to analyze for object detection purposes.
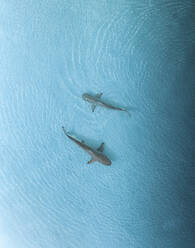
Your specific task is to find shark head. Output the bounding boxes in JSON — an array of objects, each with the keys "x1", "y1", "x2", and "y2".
[
  {"x1": 102, "y1": 156, "x2": 112, "y2": 166},
  {"x1": 96, "y1": 152, "x2": 112, "y2": 166},
  {"x1": 82, "y1": 93, "x2": 92, "y2": 101}
]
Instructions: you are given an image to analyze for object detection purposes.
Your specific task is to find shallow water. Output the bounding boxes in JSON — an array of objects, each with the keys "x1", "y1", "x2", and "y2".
[{"x1": 0, "y1": 1, "x2": 194, "y2": 247}]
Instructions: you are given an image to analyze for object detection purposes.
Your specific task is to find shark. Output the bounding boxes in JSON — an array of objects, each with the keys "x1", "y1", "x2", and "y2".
[
  {"x1": 82, "y1": 92, "x2": 130, "y2": 114},
  {"x1": 62, "y1": 127, "x2": 111, "y2": 166}
]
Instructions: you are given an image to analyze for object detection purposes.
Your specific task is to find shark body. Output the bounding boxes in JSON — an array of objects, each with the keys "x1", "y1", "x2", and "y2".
[
  {"x1": 82, "y1": 93, "x2": 129, "y2": 114},
  {"x1": 62, "y1": 127, "x2": 111, "y2": 166}
]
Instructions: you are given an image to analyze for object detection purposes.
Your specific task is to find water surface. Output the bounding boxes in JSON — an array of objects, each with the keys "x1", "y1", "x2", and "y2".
[{"x1": 0, "y1": 1, "x2": 194, "y2": 247}]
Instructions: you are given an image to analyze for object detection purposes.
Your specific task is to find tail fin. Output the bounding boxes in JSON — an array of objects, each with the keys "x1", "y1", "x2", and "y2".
[
  {"x1": 124, "y1": 109, "x2": 131, "y2": 117},
  {"x1": 62, "y1": 126, "x2": 67, "y2": 135},
  {"x1": 120, "y1": 108, "x2": 131, "y2": 117}
]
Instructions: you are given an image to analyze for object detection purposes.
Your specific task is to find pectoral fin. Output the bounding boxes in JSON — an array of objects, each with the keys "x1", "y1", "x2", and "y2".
[
  {"x1": 96, "y1": 93, "x2": 103, "y2": 98},
  {"x1": 91, "y1": 104, "x2": 96, "y2": 112},
  {"x1": 97, "y1": 142, "x2": 104, "y2": 152},
  {"x1": 88, "y1": 157, "x2": 96, "y2": 164}
]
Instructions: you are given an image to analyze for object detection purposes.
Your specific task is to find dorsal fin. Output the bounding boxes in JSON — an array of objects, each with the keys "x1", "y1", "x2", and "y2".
[
  {"x1": 97, "y1": 142, "x2": 104, "y2": 152},
  {"x1": 96, "y1": 93, "x2": 103, "y2": 98}
]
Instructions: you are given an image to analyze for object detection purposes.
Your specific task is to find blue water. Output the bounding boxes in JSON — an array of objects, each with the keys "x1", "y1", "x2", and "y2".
[{"x1": 0, "y1": 1, "x2": 194, "y2": 247}]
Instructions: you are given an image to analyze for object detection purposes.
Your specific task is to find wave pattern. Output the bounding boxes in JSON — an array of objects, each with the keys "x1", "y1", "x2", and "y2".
[{"x1": 0, "y1": 0, "x2": 194, "y2": 248}]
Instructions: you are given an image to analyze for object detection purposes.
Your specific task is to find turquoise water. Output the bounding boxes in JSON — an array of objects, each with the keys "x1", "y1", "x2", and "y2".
[{"x1": 0, "y1": 1, "x2": 194, "y2": 247}]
